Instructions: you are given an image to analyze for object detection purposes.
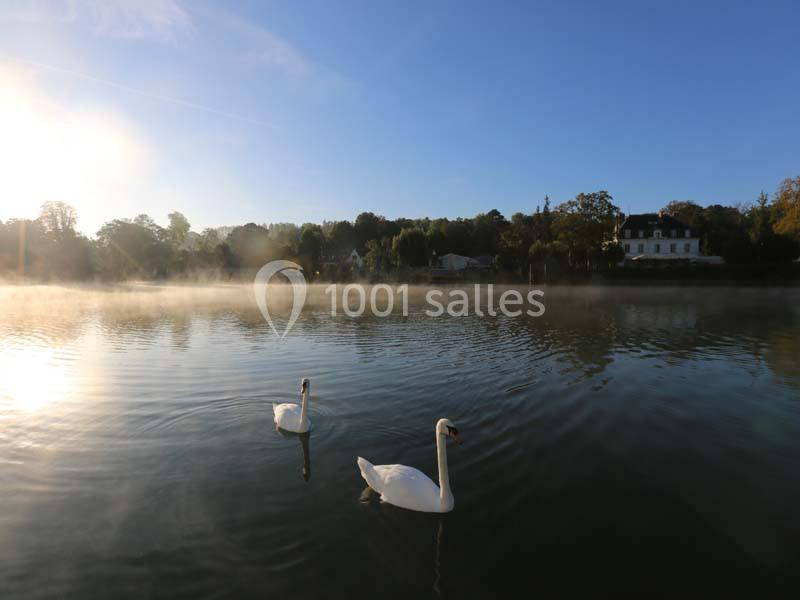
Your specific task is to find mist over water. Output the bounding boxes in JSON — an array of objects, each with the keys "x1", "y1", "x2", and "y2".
[{"x1": 1, "y1": 284, "x2": 799, "y2": 597}]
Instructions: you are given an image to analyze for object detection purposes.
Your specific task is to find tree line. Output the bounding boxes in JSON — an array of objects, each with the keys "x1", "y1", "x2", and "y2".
[{"x1": 2, "y1": 177, "x2": 799, "y2": 281}]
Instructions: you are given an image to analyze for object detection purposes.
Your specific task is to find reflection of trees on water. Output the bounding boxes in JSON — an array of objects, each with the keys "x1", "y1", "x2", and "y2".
[
  {"x1": 765, "y1": 333, "x2": 800, "y2": 388},
  {"x1": 255, "y1": 286, "x2": 800, "y2": 388},
  {"x1": 3, "y1": 285, "x2": 797, "y2": 387}
]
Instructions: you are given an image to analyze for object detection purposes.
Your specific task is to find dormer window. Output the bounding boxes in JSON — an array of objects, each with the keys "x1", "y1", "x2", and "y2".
[
  {"x1": 654, "y1": 230, "x2": 662, "y2": 239},
  {"x1": 671, "y1": 229, "x2": 677, "y2": 238},
  {"x1": 638, "y1": 230, "x2": 644, "y2": 239},
  {"x1": 685, "y1": 228, "x2": 691, "y2": 238},
  {"x1": 624, "y1": 229, "x2": 631, "y2": 239}
]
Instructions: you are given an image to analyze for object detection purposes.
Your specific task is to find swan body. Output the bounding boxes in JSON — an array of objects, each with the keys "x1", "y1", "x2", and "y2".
[
  {"x1": 357, "y1": 418, "x2": 461, "y2": 513},
  {"x1": 273, "y1": 378, "x2": 311, "y2": 433}
]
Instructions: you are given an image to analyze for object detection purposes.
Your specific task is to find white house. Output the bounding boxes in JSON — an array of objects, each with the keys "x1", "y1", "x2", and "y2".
[
  {"x1": 438, "y1": 253, "x2": 479, "y2": 271},
  {"x1": 617, "y1": 213, "x2": 700, "y2": 261},
  {"x1": 343, "y1": 248, "x2": 364, "y2": 268}
]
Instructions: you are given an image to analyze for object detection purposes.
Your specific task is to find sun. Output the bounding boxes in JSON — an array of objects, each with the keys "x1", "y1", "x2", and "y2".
[{"x1": 0, "y1": 65, "x2": 150, "y2": 227}]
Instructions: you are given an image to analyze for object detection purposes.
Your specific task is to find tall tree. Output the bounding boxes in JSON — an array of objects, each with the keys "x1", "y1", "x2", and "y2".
[
  {"x1": 226, "y1": 223, "x2": 273, "y2": 268},
  {"x1": 297, "y1": 223, "x2": 325, "y2": 273},
  {"x1": 39, "y1": 201, "x2": 77, "y2": 240},
  {"x1": 326, "y1": 220, "x2": 356, "y2": 254},
  {"x1": 167, "y1": 211, "x2": 191, "y2": 246},
  {"x1": 354, "y1": 212, "x2": 382, "y2": 250},
  {"x1": 392, "y1": 227, "x2": 429, "y2": 267},
  {"x1": 701, "y1": 205, "x2": 753, "y2": 263},
  {"x1": 662, "y1": 200, "x2": 705, "y2": 233},
  {"x1": 773, "y1": 176, "x2": 800, "y2": 243},
  {"x1": 364, "y1": 237, "x2": 396, "y2": 271},
  {"x1": 554, "y1": 191, "x2": 621, "y2": 271},
  {"x1": 749, "y1": 192, "x2": 772, "y2": 263},
  {"x1": 472, "y1": 209, "x2": 507, "y2": 256}
]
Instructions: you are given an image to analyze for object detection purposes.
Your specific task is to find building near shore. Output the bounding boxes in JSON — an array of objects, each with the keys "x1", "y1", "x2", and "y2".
[
  {"x1": 617, "y1": 213, "x2": 701, "y2": 262},
  {"x1": 321, "y1": 248, "x2": 364, "y2": 269},
  {"x1": 438, "y1": 253, "x2": 479, "y2": 271}
]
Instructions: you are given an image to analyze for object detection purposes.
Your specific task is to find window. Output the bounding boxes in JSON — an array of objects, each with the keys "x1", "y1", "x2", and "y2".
[
  {"x1": 638, "y1": 230, "x2": 644, "y2": 239},
  {"x1": 655, "y1": 243, "x2": 661, "y2": 253},
  {"x1": 638, "y1": 243, "x2": 644, "y2": 253},
  {"x1": 671, "y1": 229, "x2": 677, "y2": 238},
  {"x1": 654, "y1": 230, "x2": 662, "y2": 239},
  {"x1": 624, "y1": 243, "x2": 630, "y2": 253},
  {"x1": 684, "y1": 242, "x2": 691, "y2": 253},
  {"x1": 685, "y1": 229, "x2": 691, "y2": 238},
  {"x1": 624, "y1": 229, "x2": 631, "y2": 239},
  {"x1": 670, "y1": 243, "x2": 676, "y2": 253}
]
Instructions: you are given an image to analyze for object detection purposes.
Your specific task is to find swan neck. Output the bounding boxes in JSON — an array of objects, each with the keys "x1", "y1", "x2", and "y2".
[
  {"x1": 437, "y1": 430, "x2": 452, "y2": 509},
  {"x1": 299, "y1": 390, "x2": 309, "y2": 428}
]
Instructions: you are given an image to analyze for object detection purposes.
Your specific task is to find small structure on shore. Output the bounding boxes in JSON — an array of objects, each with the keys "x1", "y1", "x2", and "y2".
[
  {"x1": 438, "y1": 253, "x2": 479, "y2": 271},
  {"x1": 321, "y1": 248, "x2": 363, "y2": 269},
  {"x1": 431, "y1": 253, "x2": 496, "y2": 280}
]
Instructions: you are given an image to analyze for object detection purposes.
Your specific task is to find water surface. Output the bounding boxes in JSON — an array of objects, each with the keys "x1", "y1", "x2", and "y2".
[{"x1": 1, "y1": 285, "x2": 799, "y2": 597}]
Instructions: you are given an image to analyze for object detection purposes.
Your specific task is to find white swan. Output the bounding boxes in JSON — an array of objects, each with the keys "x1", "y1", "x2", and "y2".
[
  {"x1": 273, "y1": 378, "x2": 311, "y2": 433},
  {"x1": 357, "y1": 418, "x2": 461, "y2": 513}
]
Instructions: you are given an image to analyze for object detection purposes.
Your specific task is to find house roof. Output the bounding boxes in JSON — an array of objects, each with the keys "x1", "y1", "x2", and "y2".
[
  {"x1": 440, "y1": 253, "x2": 473, "y2": 260},
  {"x1": 471, "y1": 255, "x2": 495, "y2": 266},
  {"x1": 619, "y1": 213, "x2": 692, "y2": 237}
]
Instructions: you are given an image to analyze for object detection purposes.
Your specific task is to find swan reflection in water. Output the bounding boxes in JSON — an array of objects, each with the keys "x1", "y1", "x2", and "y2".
[
  {"x1": 358, "y1": 489, "x2": 448, "y2": 597},
  {"x1": 277, "y1": 429, "x2": 312, "y2": 482},
  {"x1": 433, "y1": 519, "x2": 444, "y2": 598}
]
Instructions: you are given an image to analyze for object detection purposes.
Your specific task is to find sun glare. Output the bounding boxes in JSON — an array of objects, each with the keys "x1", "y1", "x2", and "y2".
[
  {"x1": 0, "y1": 66, "x2": 150, "y2": 226},
  {"x1": 0, "y1": 347, "x2": 69, "y2": 412}
]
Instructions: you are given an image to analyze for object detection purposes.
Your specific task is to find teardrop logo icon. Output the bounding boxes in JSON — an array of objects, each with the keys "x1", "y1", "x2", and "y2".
[{"x1": 253, "y1": 260, "x2": 307, "y2": 339}]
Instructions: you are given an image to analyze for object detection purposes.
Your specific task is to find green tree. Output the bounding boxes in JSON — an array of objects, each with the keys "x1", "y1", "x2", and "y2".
[
  {"x1": 701, "y1": 205, "x2": 753, "y2": 263},
  {"x1": 441, "y1": 219, "x2": 474, "y2": 256},
  {"x1": 34, "y1": 202, "x2": 93, "y2": 279},
  {"x1": 748, "y1": 192, "x2": 773, "y2": 263},
  {"x1": 354, "y1": 212, "x2": 382, "y2": 250},
  {"x1": 662, "y1": 200, "x2": 705, "y2": 234},
  {"x1": 226, "y1": 223, "x2": 273, "y2": 268},
  {"x1": 195, "y1": 228, "x2": 222, "y2": 268},
  {"x1": 497, "y1": 213, "x2": 534, "y2": 273},
  {"x1": 392, "y1": 227, "x2": 429, "y2": 267},
  {"x1": 39, "y1": 201, "x2": 77, "y2": 240},
  {"x1": 326, "y1": 220, "x2": 356, "y2": 254},
  {"x1": 553, "y1": 191, "x2": 621, "y2": 271},
  {"x1": 364, "y1": 237, "x2": 396, "y2": 271},
  {"x1": 168, "y1": 211, "x2": 191, "y2": 246},
  {"x1": 472, "y1": 209, "x2": 507, "y2": 256},
  {"x1": 96, "y1": 217, "x2": 171, "y2": 278},
  {"x1": 297, "y1": 223, "x2": 325, "y2": 273},
  {"x1": 539, "y1": 195, "x2": 553, "y2": 243}
]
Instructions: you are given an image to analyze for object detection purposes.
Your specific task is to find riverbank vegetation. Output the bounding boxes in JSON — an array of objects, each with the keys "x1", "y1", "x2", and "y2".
[{"x1": 2, "y1": 177, "x2": 799, "y2": 282}]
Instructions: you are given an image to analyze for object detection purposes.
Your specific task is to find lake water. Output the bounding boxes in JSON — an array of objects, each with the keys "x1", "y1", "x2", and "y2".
[{"x1": 1, "y1": 284, "x2": 799, "y2": 597}]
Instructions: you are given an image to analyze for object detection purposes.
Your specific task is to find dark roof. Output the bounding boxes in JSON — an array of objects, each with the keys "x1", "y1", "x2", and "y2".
[
  {"x1": 619, "y1": 213, "x2": 692, "y2": 237},
  {"x1": 471, "y1": 255, "x2": 495, "y2": 266}
]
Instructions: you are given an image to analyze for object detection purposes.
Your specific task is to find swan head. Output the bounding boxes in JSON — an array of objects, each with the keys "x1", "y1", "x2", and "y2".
[
  {"x1": 437, "y1": 418, "x2": 461, "y2": 445},
  {"x1": 300, "y1": 378, "x2": 310, "y2": 393}
]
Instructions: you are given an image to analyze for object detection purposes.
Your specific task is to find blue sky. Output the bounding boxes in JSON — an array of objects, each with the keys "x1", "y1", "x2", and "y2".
[{"x1": 1, "y1": 0, "x2": 798, "y2": 235}]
